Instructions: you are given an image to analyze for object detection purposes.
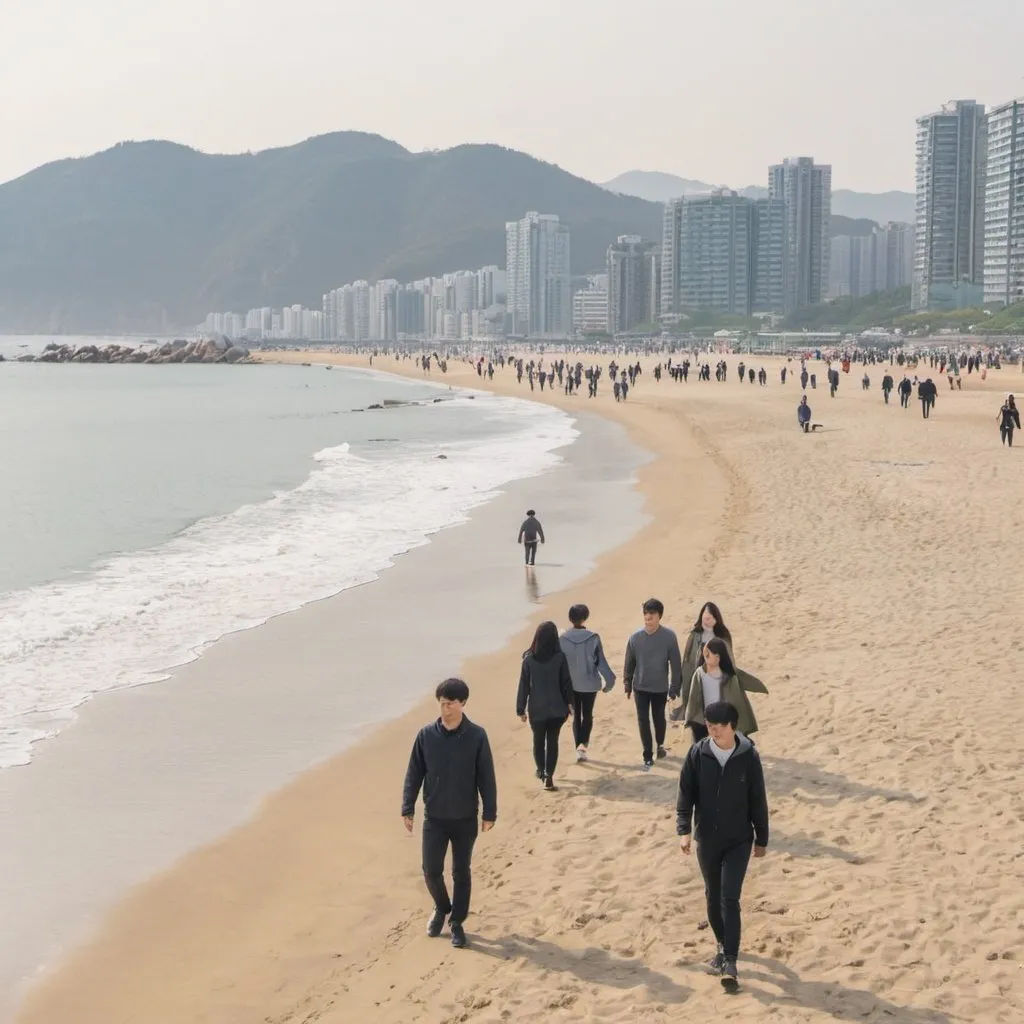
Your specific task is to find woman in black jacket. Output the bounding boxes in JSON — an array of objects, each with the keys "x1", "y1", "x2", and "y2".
[{"x1": 517, "y1": 620, "x2": 574, "y2": 791}]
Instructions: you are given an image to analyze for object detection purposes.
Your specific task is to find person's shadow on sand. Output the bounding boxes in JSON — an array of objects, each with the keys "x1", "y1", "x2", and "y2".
[
  {"x1": 761, "y1": 755, "x2": 925, "y2": 806},
  {"x1": 469, "y1": 933, "x2": 693, "y2": 1004},
  {"x1": 719, "y1": 953, "x2": 956, "y2": 1023}
]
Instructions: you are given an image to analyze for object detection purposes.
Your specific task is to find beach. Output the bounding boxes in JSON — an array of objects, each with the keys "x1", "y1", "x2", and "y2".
[{"x1": 16, "y1": 351, "x2": 1024, "y2": 1024}]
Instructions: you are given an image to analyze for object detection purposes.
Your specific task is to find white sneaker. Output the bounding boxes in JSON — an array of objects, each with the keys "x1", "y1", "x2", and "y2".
[{"x1": 576, "y1": 745, "x2": 588, "y2": 762}]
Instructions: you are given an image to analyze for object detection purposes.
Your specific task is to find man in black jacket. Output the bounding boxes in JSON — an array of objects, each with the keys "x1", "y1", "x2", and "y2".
[
  {"x1": 402, "y1": 678, "x2": 497, "y2": 949},
  {"x1": 677, "y1": 701, "x2": 769, "y2": 989}
]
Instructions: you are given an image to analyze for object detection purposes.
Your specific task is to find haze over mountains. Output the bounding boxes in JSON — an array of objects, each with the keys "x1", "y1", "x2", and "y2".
[
  {"x1": 0, "y1": 132, "x2": 907, "y2": 333},
  {"x1": 602, "y1": 170, "x2": 916, "y2": 224}
]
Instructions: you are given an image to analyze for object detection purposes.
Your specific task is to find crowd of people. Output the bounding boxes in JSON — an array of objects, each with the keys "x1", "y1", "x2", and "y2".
[{"x1": 402, "y1": 556, "x2": 770, "y2": 991}]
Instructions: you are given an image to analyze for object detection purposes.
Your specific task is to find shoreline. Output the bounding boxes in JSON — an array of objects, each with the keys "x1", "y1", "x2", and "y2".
[
  {"x1": 2, "y1": 383, "x2": 648, "y2": 1018},
  {"x1": 17, "y1": 352, "x2": 1024, "y2": 1024}
]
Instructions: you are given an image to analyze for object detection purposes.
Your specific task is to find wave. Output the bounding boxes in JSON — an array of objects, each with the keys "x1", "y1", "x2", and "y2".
[{"x1": 0, "y1": 395, "x2": 578, "y2": 768}]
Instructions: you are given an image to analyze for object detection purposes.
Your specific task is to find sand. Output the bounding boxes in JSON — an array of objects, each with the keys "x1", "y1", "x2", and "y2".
[{"x1": 17, "y1": 351, "x2": 1024, "y2": 1024}]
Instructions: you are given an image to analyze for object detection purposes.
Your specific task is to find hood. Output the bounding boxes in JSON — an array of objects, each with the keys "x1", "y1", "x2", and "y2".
[
  {"x1": 701, "y1": 732, "x2": 753, "y2": 757},
  {"x1": 561, "y1": 628, "x2": 597, "y2": 646}
]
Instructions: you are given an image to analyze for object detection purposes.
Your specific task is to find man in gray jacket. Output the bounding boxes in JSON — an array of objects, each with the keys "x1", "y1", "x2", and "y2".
[
  {"x1": 517, "y1": 510, "x2": 545, "y2": 566},
  {"x1": 559, "y1": 604, "x2": 616, "y2": 762},
  {"x1": 624, "y1": 597, "x2": 682, "y2": 769}
]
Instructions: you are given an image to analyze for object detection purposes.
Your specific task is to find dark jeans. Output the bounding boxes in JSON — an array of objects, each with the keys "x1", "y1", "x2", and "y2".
[
  {"x1": 697, "y1": 839, "x2": 753, "y2": 959},
  {"x1": 900, "y1": 392, "x2": 910, "y2": 407},
  {"x1": 531, "y1": 717, "x2": 564, "y2": 778},
  {"x1": 921, "y1": 399, "x2": 932, "y2": 419},
  {"x1": 422, "y1": 816, "x2": 478, "y2": 924},
  {"x1": 572, "y1": 691, "x2": 598, "y2": 747},
  {"x1": 690, "y1": 722, "x2": 709, "y2": 743},
  {"x1": 1001, "y1": 425, "x2": 1015, "y2": 446},
  {"x1": 634, "y1": 690, "x2": 667, "y2": 761},
  {"x1": 524, "y1": 541, "x2": 538, "y2": 565}
]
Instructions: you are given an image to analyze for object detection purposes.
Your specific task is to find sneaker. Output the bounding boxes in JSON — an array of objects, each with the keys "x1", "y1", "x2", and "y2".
[
  {"x1": 642, "y1": 759, "x2": 654, "y2": 771},
  {"x1": 450, "y1": 922, "x2": 468, "y2": 949},
  {"x1": 535, "y1": 768, "x2": 545, "y2": 780},
  {"x1": 708, "y1": 946, "x2": 725, "y2": 974},
  {"x1": 544, "y1": 776, "x2": 559, "y2": 791},
  {"x1": 576, "y1": 745, "x2": 588, "y2": 763},
  {"x1": 427, "y1": 911, "x2": 447, "y2": 938},
  {"x1": 656, "y1": 745, "x2": 668, "y2": 760},
  {"x1": 720, "y1": 957, "x2": 738, "y2": 990}
]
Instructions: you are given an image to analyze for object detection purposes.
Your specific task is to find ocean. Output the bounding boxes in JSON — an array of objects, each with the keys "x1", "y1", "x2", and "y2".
[{"x1": 0, "y1": 353, "x2": 578, "y2": 769}]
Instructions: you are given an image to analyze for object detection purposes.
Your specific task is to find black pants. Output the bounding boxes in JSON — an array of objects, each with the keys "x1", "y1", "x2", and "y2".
[
  {"x1": 1001, "y1": 425, "x2": 1015, "y2": 446},
  {"x1": 531, "y1": 717, "x2": 564, "y2": 778},
  {"x1": 921, "y1": 399, "x2": 931, "y2": 419},
  {"x1": 900, "y1": 392, "x2": 909, "y2": 407},
  {"x1": 697, "y1": 839, "x2": 753, "y2": 959},
  {"x1": 883, "y1": 390, "x2": 891, "y2": 404},
  {"x1": 422, "y1": 816, "x2": 478, "y2": 924},
  {"x1": 634, "y1": 691, "x2": 667, "y2": 761},
  {"x1": 524, "y1": 541, "x2": 537, "y2": 565},
  {"x1": 572, "y1": 691, "x2": 597, "y2": 747}
]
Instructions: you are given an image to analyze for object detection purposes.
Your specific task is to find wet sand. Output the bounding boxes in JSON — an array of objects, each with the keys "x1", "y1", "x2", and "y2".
[{"x1": 17, "y1": 351, "x2": 1024, "y2": 1024}]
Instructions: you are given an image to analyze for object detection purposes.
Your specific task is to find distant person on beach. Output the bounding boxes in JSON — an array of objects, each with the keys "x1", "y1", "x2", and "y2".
[
  {"x1": 517, "y1": 621, "x2": 574, "y2": 791},
  {"x1": 518, "y1": 510, "x2": 545, "y2": 566},
  {"x1": 797, "y1": 396, "x2": 812, "y2": 432},
  {"x1": 882, "y1": 373, "x2": 894, "y2": 404},
  {"x1": 402, "y1": 678, "x2": 497, "y2": 949},
  {"x1": 672, "y1": 602, "x2": 734, "y2": 722},
  {"x1": 560, "y1": 604, "x2": 616, "y2": 761},
  {"x1": 677, "y1": 700, "x2": 769, "y2": 990},
  {"x1": 898, "y1": 376, "x2": 913, "y2": 408},
  {"x1": 918, "y1": 378, "x2": 937, "y2": 419},
  {"x1": 625, "y1": 598, "x2": 683, "y2": 770},
  {"x1": 682, "y1": 637, "x2": 762, "y2": 742},
  {"x1": 998, "y1": 394, "x2": 1020, "y2": 446}
]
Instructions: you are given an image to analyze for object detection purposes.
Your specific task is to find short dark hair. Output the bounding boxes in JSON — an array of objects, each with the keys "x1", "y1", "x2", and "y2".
[
  {"x1": 526, "y1": 509, "x2": 536, "y2": 516},
  {"x1": 435, "y1": 678, "x2": 469, "y2": 703},
  {"x1": 569, "y1": 603, "x2": 590, "y2": 627},
  {"x1": 642, "y1": 598, "x2": 664, "y2": 617},
  {"x1": 704, "y1": 700, "x2": 738, "y2": 727}
]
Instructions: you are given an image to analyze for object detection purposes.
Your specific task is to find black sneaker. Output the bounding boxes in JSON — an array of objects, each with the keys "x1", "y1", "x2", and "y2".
[
  {"x1": 656, "y1": 745, "x2": 668, "y2": 759},
  {"x1": 450, "y1": 922, "x2": 468, "y2": 949},
  {"x1": 708, "y1": 946, "x2": 725, "y2": 974},
  {"x1": 427, "y1": 911, "x2": 447, "y2": 938},
  {"x1": 721, "y1": 957, "x2": 738, "y2": 990},
  {"x1": 544, "y1": 776, "x2": 558, "y2": 791}
]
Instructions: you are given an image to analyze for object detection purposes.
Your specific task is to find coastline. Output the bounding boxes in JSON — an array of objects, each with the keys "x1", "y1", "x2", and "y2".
[
  {"x1": 17, "y1": 353, "x2": 1024, "y2": 1024},
  {"x1": 1, "y1": 375, "x2": 647, "y2": 1018}
]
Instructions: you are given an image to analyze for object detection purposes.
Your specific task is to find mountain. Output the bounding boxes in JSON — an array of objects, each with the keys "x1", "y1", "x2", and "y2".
[
  {"x1": 602, "y1": 171, "x2": 915, "y2": 225},
  {"x1": 0, "y1": 134, "x2": 663, "y2": 333}
]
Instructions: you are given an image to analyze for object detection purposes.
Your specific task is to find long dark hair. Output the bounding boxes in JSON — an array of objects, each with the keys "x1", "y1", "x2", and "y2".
[
  {"x1": 692, "y1": 601, "x2": 733, "y2": 645},
  {"x1": 528, "y1": 620, "x2": 561, "y2": 661},
  {"x1": 703, "y1": 637, "x2": 736, "y2": 678}
]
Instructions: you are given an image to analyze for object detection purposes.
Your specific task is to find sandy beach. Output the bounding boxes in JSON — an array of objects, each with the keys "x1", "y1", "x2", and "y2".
[{"x1": 17, "y1": 350, "x2": 1024, "y2": 1024}]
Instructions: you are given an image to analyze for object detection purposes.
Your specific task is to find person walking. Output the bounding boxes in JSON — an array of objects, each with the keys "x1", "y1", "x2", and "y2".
[
  {"x1": 797, "y1": 395, "x2": 812, "y2": 433},
  {"x1": 919, "y1": 378, "x2": 937, "y2": 419},
  {"x1": 517, "y1": 621, "x2": 574, "y2": 791},
  {"x1": 682, "y1": 637, "x2": 761, "y2": 742},
  {"x1": 402, "y1": 678, "x2": 497, "y2": 949},
  {"x1": 624, "y1": 598, "x2": 683, "y2": 770},
  {"x1": 672, "y1": 602, "x2": 734, "y2": 721},
  {"x1": 517, "y1": 510, "x2": 545, "y2": 566},
  {"x1": 677, "y1": 700, "x2": 769, "y2": 989},
  {"x1": 882, "y1": 373, "x2": 894, "y2": 404},
  {"x1": 559, "y1": 604, "x2": 616, "y2": 762},
  {"x1": 998, "y1": 394, "x2": 1020, "y2": 446},
  {"x1": 898, "y1": 376, "x2": 913, "y2": 408}
]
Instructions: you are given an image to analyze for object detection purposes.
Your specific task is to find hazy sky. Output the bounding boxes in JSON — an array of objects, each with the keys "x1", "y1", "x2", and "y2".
[{"x1": 4, "y1": 0, "x2": 1022, "y2": 191}]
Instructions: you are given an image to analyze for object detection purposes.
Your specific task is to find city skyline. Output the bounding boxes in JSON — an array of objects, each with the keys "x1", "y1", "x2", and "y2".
[{"x1": 4, "y1": 2, "x2": 1023, "y2": 192}]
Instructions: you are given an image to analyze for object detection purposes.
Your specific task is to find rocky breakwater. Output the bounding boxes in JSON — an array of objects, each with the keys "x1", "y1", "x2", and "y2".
[{"x1": 18, "y1": 339, "x2": 251, "y2": 364}]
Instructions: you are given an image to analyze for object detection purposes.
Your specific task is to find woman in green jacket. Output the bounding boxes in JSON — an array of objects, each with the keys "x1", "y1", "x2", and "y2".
[
  {"x1": 672, "y1": 602, "x2": 734, "y2": 720},
  {"x1": 683, "y1": 637, "x2": 762, "y2": 741}
]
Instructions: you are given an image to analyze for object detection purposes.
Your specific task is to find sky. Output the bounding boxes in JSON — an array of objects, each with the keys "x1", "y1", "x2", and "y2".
[{"x1": 3, "y1": 0, "x2": 1022, "y2": 192}]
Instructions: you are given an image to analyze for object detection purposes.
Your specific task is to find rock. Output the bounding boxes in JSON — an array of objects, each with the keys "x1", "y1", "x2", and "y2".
[
  {"x1": 367, "y1": 403, "x2": 383, "y2": 410},
  {"x1": 223, "y1": 346, "x2": 249, "y2": 363},
  {"x1": 16, "y1": 354, "x2": 36, "y2": 362},
  {"x1": 382, "y1": 399, "x2": 408, "y2": 407},
  {"x1": 436, "y1": 454, "x2": 448, "y2": 459},
  {"x1": 986, "y1": 952, "x2": 999, "y2": 961}
]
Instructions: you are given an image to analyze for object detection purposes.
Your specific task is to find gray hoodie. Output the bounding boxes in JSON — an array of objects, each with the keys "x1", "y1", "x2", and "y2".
[{"x1": 559, "y1": 628, "x2": 616, "y2": 694}]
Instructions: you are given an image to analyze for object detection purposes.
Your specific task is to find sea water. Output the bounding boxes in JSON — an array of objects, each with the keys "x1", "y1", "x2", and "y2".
[{"x1": 0, "y1": 357, "x2": 578, "y2": 768}]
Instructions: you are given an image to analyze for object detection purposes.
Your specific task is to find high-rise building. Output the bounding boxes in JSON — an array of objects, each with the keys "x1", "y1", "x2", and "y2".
[
  {"x1": 505, "y1": 212, "x2": 572, "y2": 337},
  {"x1": 769, "y1": 157, "x2": 832, "y2": 313},
  {"x1": 572, "y1": 286, "x2": 609, "y2": 335},
  {"x1": 830, "y1": 223, "x2": 915, "y2": 300},
  {"x1": 352, "y1": 281, "x2": 371, "y2": 342},
  {"x1": 876, "y1": 222, "x2": 915, "y2": 292},
  {"x1": 607, "y1": 235, "x2": 657, "y2": 334},
  {"x1": 913, "y1": 100, "x2": 987, "y2": 311},
  {"x1": 984, "y1": 97, "x2": 1024, "y2": 308},
  {"x1": 660, "y1": 192, "x2": 786, "y2": 318}
]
